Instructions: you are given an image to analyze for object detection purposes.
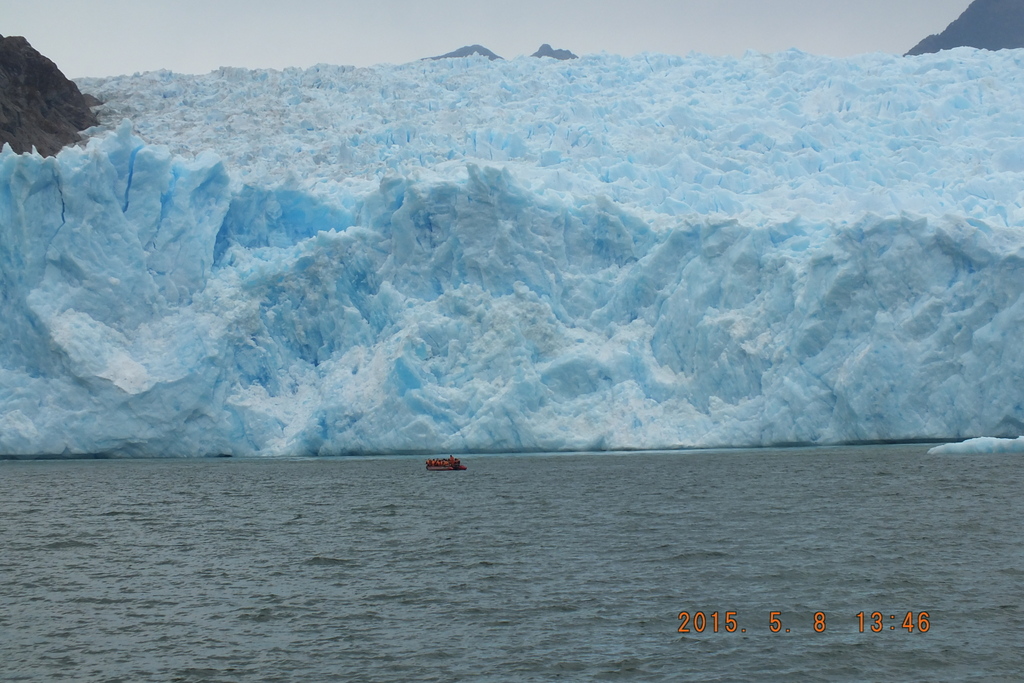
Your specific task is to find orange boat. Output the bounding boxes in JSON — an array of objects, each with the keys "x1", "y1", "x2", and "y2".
[{"x1": 426, "y1": 456, "x2": 467, "y2": 471}]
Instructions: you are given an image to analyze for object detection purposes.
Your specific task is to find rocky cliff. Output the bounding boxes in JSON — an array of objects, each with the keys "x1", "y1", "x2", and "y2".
[{"x1": 0, "y1": 34, "x2": 98, "y2": 156}]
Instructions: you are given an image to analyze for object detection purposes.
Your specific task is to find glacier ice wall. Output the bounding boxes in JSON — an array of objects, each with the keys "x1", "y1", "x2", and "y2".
[{"x1": 2, "y1": 49, "x2": 1024, "y2": 456}]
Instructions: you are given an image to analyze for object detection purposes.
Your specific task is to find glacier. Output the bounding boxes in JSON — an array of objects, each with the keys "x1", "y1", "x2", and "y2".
[{"x1": 2, "y1": 48, "x2": 1024, "y2": 457}]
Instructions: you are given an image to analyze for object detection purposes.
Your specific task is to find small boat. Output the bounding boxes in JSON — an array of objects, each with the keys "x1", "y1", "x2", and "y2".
[{"x1": 426, "y1": 456, "x2": 467, "y2": 471}]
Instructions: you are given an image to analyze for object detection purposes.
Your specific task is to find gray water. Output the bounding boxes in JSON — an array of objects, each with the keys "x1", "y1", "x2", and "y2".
[{"x1": 1, "y1": 445, "x2": 1022, "y2": 682}]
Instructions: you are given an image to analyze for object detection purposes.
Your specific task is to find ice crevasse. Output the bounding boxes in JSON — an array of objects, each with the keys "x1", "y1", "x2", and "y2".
[{"x1": 1, "y1": 48, "x2": 1023, "y2": 457}]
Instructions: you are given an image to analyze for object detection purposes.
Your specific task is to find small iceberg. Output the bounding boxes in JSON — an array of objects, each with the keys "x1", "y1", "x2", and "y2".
[{"x1": 927, "y1": 436, "x2": 1024, "y2": 455}]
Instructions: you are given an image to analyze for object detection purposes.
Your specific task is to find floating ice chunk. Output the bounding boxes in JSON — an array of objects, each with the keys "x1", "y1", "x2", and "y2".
[{"x1": 927, "y1": 437, "x2": 1024, "y2": 455}]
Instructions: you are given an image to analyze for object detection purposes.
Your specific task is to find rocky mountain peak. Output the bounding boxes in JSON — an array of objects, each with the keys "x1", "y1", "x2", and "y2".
[
  {"x1": 0, "y1": 34, "x2": 99, "y2": 156},
  {"x1": 426, "y1": 45, "x2": 503, "y2": 61},
  {"x1": 531, "y1": 44, "x2": 578, "y2": 60},
  {"x1": 907, "y1": 0, "x2": 1024, "y2": 55}
]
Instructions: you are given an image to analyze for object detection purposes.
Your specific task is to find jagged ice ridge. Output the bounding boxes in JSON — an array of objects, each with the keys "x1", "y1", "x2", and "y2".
[{"x1": 2, "y1": 49, "x2": 1023, "y2": 456}]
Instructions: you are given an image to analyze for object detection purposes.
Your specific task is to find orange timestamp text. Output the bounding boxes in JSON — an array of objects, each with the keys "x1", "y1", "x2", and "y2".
[{"x1": 677, "y1": 610, "x2": 930, "y2": 634}]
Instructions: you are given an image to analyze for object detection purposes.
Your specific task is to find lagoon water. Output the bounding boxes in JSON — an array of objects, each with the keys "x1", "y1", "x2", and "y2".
[{"x1": 2, "y1": 446, "x2": 1022, "y2": 681}]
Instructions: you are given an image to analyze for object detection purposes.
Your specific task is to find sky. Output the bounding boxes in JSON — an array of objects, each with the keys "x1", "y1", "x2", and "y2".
[{"x1": 3, "y1": 0, "x2": 973, "y2": 79}]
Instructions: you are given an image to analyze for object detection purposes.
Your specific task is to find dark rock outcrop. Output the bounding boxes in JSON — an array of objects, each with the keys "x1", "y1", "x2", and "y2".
[
  {"x1": 0, "y1": 34, "x2": 98, "y2": 156},
  {"x1": 426, "y1": 45, "x2": 503, "y2": 61},
  {"x1": 531, "y1": 44, "x2": 578, "y2": 60},
  {"x1": 907, "y1": 0, "x2": 1024, "y2": 55}
]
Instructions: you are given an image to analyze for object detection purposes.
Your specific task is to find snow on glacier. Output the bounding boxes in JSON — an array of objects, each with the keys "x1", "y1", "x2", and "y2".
[{"x1": 2, "y1": 48, "x2": 1024, "y2": 456}]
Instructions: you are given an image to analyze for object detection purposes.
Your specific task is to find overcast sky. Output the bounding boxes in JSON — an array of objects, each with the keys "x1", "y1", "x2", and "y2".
[{"x1": 3, "y1": 0, "x2": 972, "y2": 79}]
